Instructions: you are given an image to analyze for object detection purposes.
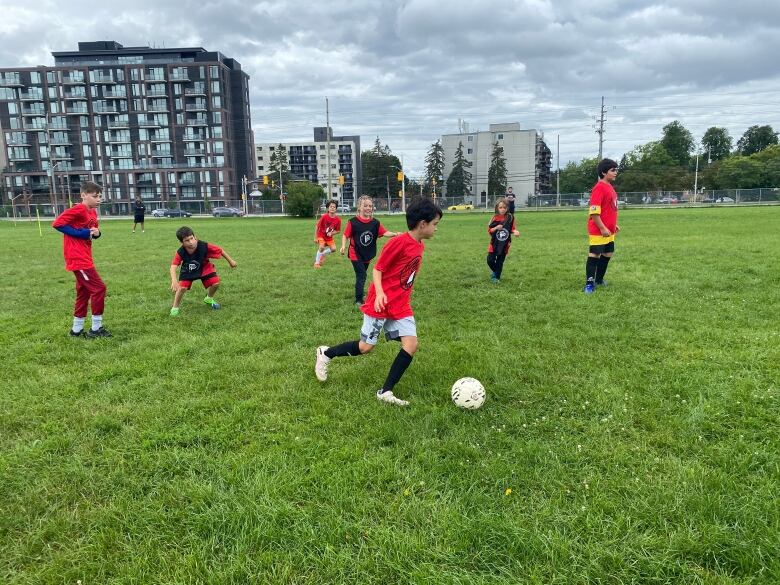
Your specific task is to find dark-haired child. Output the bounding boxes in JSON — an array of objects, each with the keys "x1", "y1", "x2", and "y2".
[
  {"x1": 584, "y1": 158, "x2": 620, "y2": 294},
  {"x1": 487, "y1": 197, "x2": 520, "y2": 283},
  {"x1": 169, "y1": 226, "x2": 237, "y2": 317},
  {"x1": 313, "y1": 200, "x2": 341, "y2": 268},
  {"x1": 315, "y1": 197, "x2": 443, "y2": 407}
]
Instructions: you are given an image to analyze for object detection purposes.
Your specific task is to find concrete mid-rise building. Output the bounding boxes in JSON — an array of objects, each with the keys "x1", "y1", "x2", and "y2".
[
  {"x1": 441, "y1": 122, "x2": 551, "y2": 206},
  {"x1": 0, "y1": 40, "x2": 253, "y2": 214},
  {"x1": 255, "y1": 127, "x2": 361, "y2": 203}
]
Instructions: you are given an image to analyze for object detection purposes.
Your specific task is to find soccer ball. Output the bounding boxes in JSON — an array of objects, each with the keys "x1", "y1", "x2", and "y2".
[{"x1": 451, "y1": 377, "x2": 486, "y2": 410}]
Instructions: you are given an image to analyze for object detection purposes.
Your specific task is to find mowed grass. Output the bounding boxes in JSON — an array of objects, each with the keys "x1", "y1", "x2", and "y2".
[{"x1": 0, "y1": 206, "x2": 778, "y2": 584}]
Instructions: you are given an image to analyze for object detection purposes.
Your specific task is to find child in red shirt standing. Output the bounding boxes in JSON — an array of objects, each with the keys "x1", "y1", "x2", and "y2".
[
  {"x1": 169, "y1": 226, "x2": 237, "y2": 317},
  {"x1": 52, "y1": 181, "x2": 111, "y2": 338},
  {"x1": 584, "y1": 158, "x2": 620, "y2": 294},
  {"x1": 487, "y1": 197, "x2": 520, "y2": 283},
  {"x1": 313, "y1": 200, "x2": 341, "y2": 268},
  {"x1": 315, "y1": 197, "x2": 443, "y2": 407},
  {"x1": 340, "y1": 195, "x2": 398, "y2": 306}
]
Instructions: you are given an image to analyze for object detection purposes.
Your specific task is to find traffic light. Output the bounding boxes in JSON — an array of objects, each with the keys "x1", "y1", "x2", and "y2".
[
  {"x1": 396, "y1": 171, "x2": 404, "y2": 181},
  {"x1": 263, "y1": 175, "x2": 269, "y2": 185},
  {"x1": 338, "y1": 175, "x2": 345, "y2": 185}
]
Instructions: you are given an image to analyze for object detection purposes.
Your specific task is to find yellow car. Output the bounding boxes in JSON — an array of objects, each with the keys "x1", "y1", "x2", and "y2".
[{"x1": 447, "y1": 203, "x2": 474, "y2": 211}]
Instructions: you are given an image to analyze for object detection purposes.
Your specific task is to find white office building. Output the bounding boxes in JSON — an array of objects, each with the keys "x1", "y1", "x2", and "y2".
[{"x1": 441, "y1": 122, "x2": 551, "y2": 206}]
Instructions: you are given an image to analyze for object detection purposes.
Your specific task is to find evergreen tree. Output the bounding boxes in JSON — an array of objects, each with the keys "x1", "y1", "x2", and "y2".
[
  {"x1": 268, "y1": 143, "x2": 292, "y2": 188},
  {"x1": 445, "y1": 141, "x2": 472, "y2": 198},
  {"x1": 361, "y1": 138, "x2": 402, "y2": 200},
  {"x1": 487, "y1": 142, "x2": 507, "y2": 199},
  {"x1": 424, "y1": 140, "x2": 445, "y2": 196}
]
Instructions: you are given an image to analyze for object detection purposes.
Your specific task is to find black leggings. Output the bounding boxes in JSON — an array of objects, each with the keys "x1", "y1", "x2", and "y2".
[
  {"x1": 351, "y1": 260, "x2": 369, "y2": 303},
  {"x1": 486, "y1": 252, "x2": 507, "y2": 279}
]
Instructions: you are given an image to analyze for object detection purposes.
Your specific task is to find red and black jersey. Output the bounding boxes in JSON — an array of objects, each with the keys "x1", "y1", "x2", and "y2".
[
  {"x1": 52, "y1": 203, "x2": 99, "y2": 271},
  {"x1": 316, "y1": 214, "x2": 341, "y2": 239},
  {"x1": 587, "y1": 181, "x2": 618, "y2": 235},
  {"x1": 344, "y1": 216, "x2": 388, "y2": 262},
  {"x1": 362, "y1": 232, "x2": 424, "y2": 320},
  {"x1": 487, "y1": 214, "x2": 517, "y2": 255},
  {"x1": 172, "y1": 241, "x2": 223, "y2": 281}
]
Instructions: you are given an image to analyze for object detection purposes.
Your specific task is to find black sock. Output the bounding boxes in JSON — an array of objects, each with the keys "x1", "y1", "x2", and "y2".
[
  {"x1": 325, "y1": 341, "x2": 361, "y2": 359},
  {"x1": 595, "y1": 256, "x2": 611, "y2": 283},
  {"x1": 586, "y1": 256, "x2": 599, "y2": 284},
  {"x1": 381, "y1": 349, "x2": 413, "y2": 393}
]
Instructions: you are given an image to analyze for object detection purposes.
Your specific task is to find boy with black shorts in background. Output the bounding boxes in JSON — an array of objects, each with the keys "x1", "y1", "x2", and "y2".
[
  {"x1": 315, "y1": 197, "x2": 443, "y2": 407},
  {"x1": 584, "y1": 158, "x2": 620, "y2": 294},
  {"x1": 52, "y1": 181, "x2": 111, "y2": 338},
  {"x1": 169, "y1": 226, "x2": 237, "y2": 316}
]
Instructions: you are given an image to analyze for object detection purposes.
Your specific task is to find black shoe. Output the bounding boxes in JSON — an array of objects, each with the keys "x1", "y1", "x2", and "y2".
[
  {"x1": 86, "y1": 326, "x2": 112, "y2": 338},
  {"x1": 69, "y1": 329, "x2": 86, "y2": 338}
]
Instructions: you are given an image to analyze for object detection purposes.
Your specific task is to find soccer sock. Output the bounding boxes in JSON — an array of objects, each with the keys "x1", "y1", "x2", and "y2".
[
  {"x1": 586, "y1": 256, "x2": 599, "y2": 284},
  {"x1": 91, "y1": 314, "x2": 103, "y2": 331},
  {"x1": 596, "y1": 256, "x2": 611, "y2": 283},
  {"x1": 72, "y1": 317, "x2": 85, "y2": 333},
  {"x1": 325, "y1": 341, "x2": 361, "y2": 359},
  {"x1": 381, "y1": 349, "x2": 413, "y2": 393},
  {"x1": 315, "y1": 250, "x2": 323, "y2": 264}
]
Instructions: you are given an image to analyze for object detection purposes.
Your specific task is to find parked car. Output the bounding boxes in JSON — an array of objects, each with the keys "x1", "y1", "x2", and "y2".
[
  {"x1": 715, "y1": 196, "x2": 735, "y2": 203},
  {"x1": 212, "y1": 206, "x2": 245, "y2": 217},
  {"x1": 337, "y1": 204, "x2": 351, "y2": 213},
  {"x1": 160, "y1": 208, "x2": 192, "y2": 218},
  {"x1": 151, "y1": 208, "x2": 166, "y2": 217},
  {"x1": 659, "y1": 197, "x2": 678, "y2": 204},
  {"x1": 447, "y1": 203, "x2": 474, "y2": 211}
]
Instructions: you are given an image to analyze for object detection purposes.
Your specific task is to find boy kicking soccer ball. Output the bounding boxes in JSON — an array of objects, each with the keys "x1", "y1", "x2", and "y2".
[
  {"x1": 315, "y1": 197, "x2": 443, "y2": 406},
  {"x1": 169, "y1": 226, "x2": 237, "y2": 316}
]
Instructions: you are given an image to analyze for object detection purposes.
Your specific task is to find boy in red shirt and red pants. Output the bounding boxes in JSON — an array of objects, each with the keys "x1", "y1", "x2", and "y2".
[
  {"x1": 315, "y1": 197, "x2": 443, "y2": 407},
  {"x1": 52, "y1": 181, "x2": 111, "y2": 338}
]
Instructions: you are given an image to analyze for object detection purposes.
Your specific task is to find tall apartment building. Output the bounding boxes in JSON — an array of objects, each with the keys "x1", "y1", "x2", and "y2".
[
  {"x1": 0, "y1": 41, "x2": 253, "y2": 214},
  {"x1": 441, "y1": 123, "x2": 551, "y2": 206},
  {"x1": 255, "y1": 127, "x2": 361, "y2": 202}
]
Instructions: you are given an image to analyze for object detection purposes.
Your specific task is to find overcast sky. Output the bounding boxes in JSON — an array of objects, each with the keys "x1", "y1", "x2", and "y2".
[{"x1": 2, "y1": 0, "x2": 780, "y2": 176}]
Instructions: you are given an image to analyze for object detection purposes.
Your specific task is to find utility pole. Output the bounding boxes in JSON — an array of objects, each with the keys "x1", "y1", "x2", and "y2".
[
  {"x1": 325, "y1": 98, "x2": 332, "y2": 200},
  {"x1": 596, "y1": 96, "x2": 606, "y2": 161},
  {"x1": 556, "y1": 134, "x2": 560, "y2": 207},
  {"x1": 400, "y1": 155, "x2": 406, "y2": 212},
  {"x1": 693, "y1": 150, "x2": 700, "y2": 201}
]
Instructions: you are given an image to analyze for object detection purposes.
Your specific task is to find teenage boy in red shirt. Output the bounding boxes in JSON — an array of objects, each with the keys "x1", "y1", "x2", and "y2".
[
  {"x1": 169, "y1": 226, "x2": 237, "y2": 317},
  {"x1": 315, "y1": 197, "x2": 443, "y2": 407},
  {"x1": 584, "y1": 158, "x2": 620, "y2": 294},
  {"x1": 313, "y1": 200, "x2": 341, "y2": 268},
  {"x1": 52, "y1": 181, "x2": 111, "y2": 338}
]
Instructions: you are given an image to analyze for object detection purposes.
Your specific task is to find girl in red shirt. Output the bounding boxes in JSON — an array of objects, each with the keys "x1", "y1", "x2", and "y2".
[{"x1": 487, "y1": 198, "x2": 520, "y2": 283}]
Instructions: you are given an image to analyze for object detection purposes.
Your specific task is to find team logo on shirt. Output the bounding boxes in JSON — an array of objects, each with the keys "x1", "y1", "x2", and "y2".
[
  {"x1": 325, "y1": 226, "x2": 335, "y2": 237},
  {"x1": 187, "y1": 261, "x2": 201, "y2": 272},
  {"x1": 496, "y1": 228, "x2": 509, "y2": 242},
  {"x1": 590, "y1": 205, "x2": 598, "y2": 212},
  {"x1": 399, "y1": 257, "x2": 421, "y2": 290},
  {"x1": 359, "y1": 232, "x2": 374, "y2": 247}
]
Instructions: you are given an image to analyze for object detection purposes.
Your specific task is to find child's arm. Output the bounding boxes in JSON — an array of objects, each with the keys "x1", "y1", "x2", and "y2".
[
  {"x1": 340, "y1": 234, "x2": 348, "y2": 255},
  {"x1": 372, "y1": 268, "x2": 387, "y2": 312},
  {"x1": 170, "y1": 264, "x2": 180, "y2": 292},
  {"x1": 221, "y1": 250, "x2": 237, "y2": 268},
  {"x1": 382, "y1": 231, "x2": 398, "y2": 238}
]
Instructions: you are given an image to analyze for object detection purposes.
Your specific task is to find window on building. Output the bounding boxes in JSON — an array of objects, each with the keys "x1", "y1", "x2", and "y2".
[
  {"x1": 209, "y1": 66, "x2": 219, "y2": 78},
  {"x1": 467, "y1": 148, "x2": 473, "y2": 154},
  {"x1": 497, "y1": 133, "x2": 504, "y2": 140},
  {"x1": 467, "y1": 136, "x2": 473, "y2": 141},
  {"x1": 211, "y1": 81, "x2": 220, "y2": 94}
]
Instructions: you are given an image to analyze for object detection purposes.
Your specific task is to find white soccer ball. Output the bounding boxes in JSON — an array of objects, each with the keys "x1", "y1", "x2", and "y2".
[{"x1": 451, "y1": 377, "x2": 486, "y2": 410}]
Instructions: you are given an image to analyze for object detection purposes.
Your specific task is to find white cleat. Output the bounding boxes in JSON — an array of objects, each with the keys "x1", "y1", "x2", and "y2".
[
  {"x1": 376, "y1": 389, "x2": 409, "y2": 407},
  {"x1": 315, "y1": 346, "x2": 331, "y2": 382}
]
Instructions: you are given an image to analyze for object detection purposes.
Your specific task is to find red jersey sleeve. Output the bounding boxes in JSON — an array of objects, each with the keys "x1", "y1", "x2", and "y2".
[
  {"x1": 206, "y1": 243, "x2": 223, "y2": 258},
  {"x1": 52, "y1": 204, "x2": 84, "y2": 228},
  {"x1": 343, "y1": 220, "x2": 353, "y2": 238},
  {"x1": 378, "y1": 223, "x2": 387, "y2": 237},
  {"x1": 172, "y1": 251, "x2": 183, "y2": 266}
]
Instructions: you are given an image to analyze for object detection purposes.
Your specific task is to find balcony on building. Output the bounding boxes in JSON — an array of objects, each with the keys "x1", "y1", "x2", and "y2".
[
  {"x1": 184, "y1": 147, "x2": 206, "y2": 155},
  {"x1": 149, "y1": 135, "x2": 172, "y2": 143},
  {"x1": 21, "y1": 107, "x2": 46, "y2": 117},
  {"x1": 65, "y1": 106, "x2": 88, "y2": 115},
  {"x1": 185, "y1": 102, "x2": 207, "y2": 112},
  {"x1": 107, "y1": 120, "x2": 129, "y2": 129},
  {"x1": 144, "y1": 75, "x2": 167, "y2": 83},
  {"x1": 9, "y1": 154, "x2": 33, "y2": 162},
  {"x1": 19, "y1": 90, "x2": 45, "y2": 101},
  {"x1": 103, "y1": 90, "x2": 126, "y2": 99},
  {"x1": 109, "y1": 151, "x2": 133, "y2": 158},
  {"x1": 0, "y1": 74, "x2": 23, "y2": 86},
  {"x1": 65, "y1": 91, "x2": 88, "y2": 100},
  {"x1": 182, "y1": 133, "x2": 206, "y2": 142},
  {"x1": 138, "y1": 118, "x2": 162, "y2": 128},
  {"x1": 49, "y1": 136, "x2": 71, "y2": 145},
  {"x1": 184, "y1": 87, "x2": 206, "y2": 96},
  {"x1": 92, "y1": 74, "x2": 117, "y2": 84},
  {"x1": 147, "y1": 104, "x2": 169, "y2": 112},
  {"x1": 62, "y1": 74, "x2": 86, "y2": 85},
  {"x1": 147, "y1": 89, "x2": 167, "y2": 97},
  {"x1": 170, "y1": 72, "x2": 191, "y2": 82},
  {"x1": 107, "y1": 134, "x2": 131, "y2": 144},
  {"x1": 94, "y1": 105, "x2": 119, "y2": 114},
  {"x1": 151, "y1": 149, "x2": 171, "y2": 157},
  {"x1": 186, "y1": 118, "x2": 208, "y2": 127}
]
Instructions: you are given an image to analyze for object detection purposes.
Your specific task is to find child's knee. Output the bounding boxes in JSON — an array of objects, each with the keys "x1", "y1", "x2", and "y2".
[
  {"x1": 401, "y1": 337, "x2": 418, "y2": 355},
  {"x1": 358, "y1": 341, "x2": 374, "y2": 354}
]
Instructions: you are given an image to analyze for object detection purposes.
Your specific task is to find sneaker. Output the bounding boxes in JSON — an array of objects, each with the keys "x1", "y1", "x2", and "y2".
[
  {"x1": 583, "y1": 283, "x2": 596, "y2": 294},
  {"x1": 313, "y1": 262, "x2": 321, "y2": 269},
  {"x1": 376, "y1": 389, "x2": 409, "y2": 407},
  {"x1": 204, "y1": 297, "x2": 221, "y2": 310},
  {"x1": 170, "y1": 307, "x2": 180, "y2": 317},
  {"x1": 86, "y1": 326, "x2": 112, "y2": 338},
  {"x1": 69, "y1": 329, "x2": 86, "y2": 338},
  {"x1": 315, "y1": 346, "x2": 331, "y2": 382},
  {"x1": 491, "y1": 276, "x2": 500, "y2": 283},
  {"x1": 595, "y1": 280, "x2": 608, "y2": 288}
]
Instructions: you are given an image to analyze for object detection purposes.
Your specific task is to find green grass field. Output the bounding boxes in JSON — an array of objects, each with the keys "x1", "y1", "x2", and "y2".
[{"x1": 1, "y1": 206, "x2": 778, "y2": 584}]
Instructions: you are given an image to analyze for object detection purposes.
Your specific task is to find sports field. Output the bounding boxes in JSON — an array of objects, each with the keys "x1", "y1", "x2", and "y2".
[{"x1": 1, "y1": 206, "x2": 778, "y2": 584}]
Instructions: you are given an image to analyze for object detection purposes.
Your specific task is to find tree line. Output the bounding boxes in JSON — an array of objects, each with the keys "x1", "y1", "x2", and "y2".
[{"x1": 559, "y1": 123, "x2": 780, "y2": 193}]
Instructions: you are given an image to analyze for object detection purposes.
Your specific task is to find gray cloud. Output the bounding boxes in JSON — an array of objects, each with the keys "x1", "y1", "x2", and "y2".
[{"x1": 1, "y1": 0, "x2": 779, "y2": 174}]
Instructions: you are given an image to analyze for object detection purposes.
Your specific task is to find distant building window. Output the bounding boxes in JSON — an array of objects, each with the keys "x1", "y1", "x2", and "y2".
[
  {"x1": 258, "y1": 166, "x2": 264, "y2": 170},
  {"x1": 467, "y1": 149, "x2": 473, "y2": 154},
  {"x1": 467, "y1": 136, "x2": 473, "y2": 142},
  {"x1": 497, "y1": 134, "x2": 504, "y2": 140},
  {"x1": 258, "y1": 156, "x2": 263, "y2": 161}
]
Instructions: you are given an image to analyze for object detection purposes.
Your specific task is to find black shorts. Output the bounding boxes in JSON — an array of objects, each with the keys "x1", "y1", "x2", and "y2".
[
  {"x1": 134, "y1": 216, "x2": 144, "y2": 223},
  {"x1": 589, "y1": 241, "x2": 615, "y2": 255}
]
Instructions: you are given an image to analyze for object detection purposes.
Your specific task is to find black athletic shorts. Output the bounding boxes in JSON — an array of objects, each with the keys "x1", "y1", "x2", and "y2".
[{"x1": 589, "y1": 241, "x2": 615, "y2": 255}]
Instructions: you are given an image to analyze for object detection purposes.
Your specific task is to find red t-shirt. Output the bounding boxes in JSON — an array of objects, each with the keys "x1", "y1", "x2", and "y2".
[
  {"x1": 362, "y1": 232, "x2": 424, "y2": 320},
  {"x1": 343, "y1": 216, "x2": 388, "y2": 261},
  {"x1": 52, "y1": 203, "x2": 99, "y2": 271},
  {"x1": 316, "y1": 214, "x2": 341, "y2": 239},
  {"x1": 171, "y1": 242, "x2": 223, "y2": 280},
  {"x1": 487, "y1": 214, "x2": 517, "y2": 254},
  {"x1": 587, "y1": 181, "x2": 618, "y2": 235}
]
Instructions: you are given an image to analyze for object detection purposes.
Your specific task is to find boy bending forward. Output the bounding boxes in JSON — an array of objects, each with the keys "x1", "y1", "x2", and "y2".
[{"x1": 315, "y1": 197, "x2": 443, "y2": 406}]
